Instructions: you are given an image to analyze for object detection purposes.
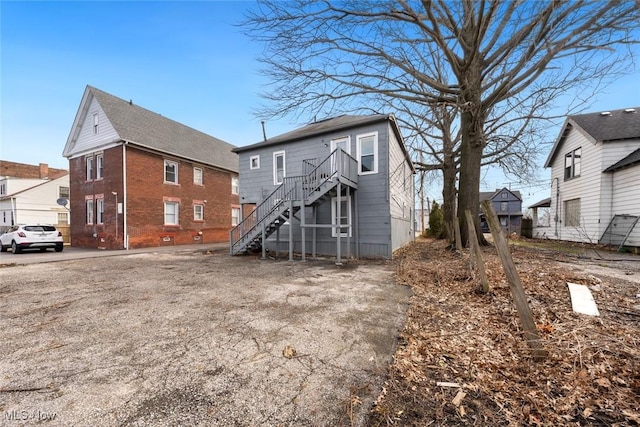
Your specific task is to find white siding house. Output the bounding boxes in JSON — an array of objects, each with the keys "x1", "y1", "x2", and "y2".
[
  {"x1": 533, "y1": 107, "x2": 640, "y2": 248},
  {"x1": 0, "y1": 161, "x2": 70, "y2": 234}
]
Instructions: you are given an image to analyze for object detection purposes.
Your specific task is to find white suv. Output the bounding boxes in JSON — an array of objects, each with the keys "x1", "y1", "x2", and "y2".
[{"x1": 0, "y1": 225, "x2": 64, "y2": 254}]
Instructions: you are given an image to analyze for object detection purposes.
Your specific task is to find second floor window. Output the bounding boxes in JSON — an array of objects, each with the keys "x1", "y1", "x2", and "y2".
[
  {"x1": 564, "y1": 147, "x2": 581, "y2": 180},
  {"x1": 193, "y1": 167, "x2": 203, "y2": 185},
  {"x1": 59, "y1": 186, "x2": 70, "y2": 199},
  {"x1": 96, "y1": 154, "x2": 104, "y2": 179},
  {"x1": 357, "y1": 132, "x2": 378, "y2": 174},
  {"x1": 1, "y1": 183, "x2": 7, "y2": 195},
  {"x1": 500, "y1": 201, "x2": 508, "y2": 212},
  {"x1": 86, "y1": 157, "x2": 93, "y2": 181},
  {"x1": 231, "y1": 176, "x2": 239, "y2": 195},
  {"x1": 165, "y1": 160, "x2": 178, "y2": 184},
  {"x1": 273, "y1": 151, "x2": 285, "y2": 185}
]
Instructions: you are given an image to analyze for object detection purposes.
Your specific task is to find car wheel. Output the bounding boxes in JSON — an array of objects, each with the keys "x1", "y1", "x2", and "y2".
[
  {"x1": 40, "y1": 248, "x2": 47, "y2": 252},
  {"x1": 0, "y1": 245, "x2": 6, "y2": 252},
  {"x1": 55, "y1": 245, "x2": 63, "y2": 252},
  {"x1": 11, "y1": 241, "x2": 21, "y2": 254}
]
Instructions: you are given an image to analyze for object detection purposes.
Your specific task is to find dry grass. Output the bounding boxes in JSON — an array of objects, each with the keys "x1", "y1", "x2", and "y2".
[{"x1": 369, "y1": 238, "x2": 640, "y2": 426}]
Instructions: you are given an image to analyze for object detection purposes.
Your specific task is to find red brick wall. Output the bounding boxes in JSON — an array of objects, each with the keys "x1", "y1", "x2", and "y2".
[
  {"x1": 0, "y1": 160, "x2": 68, "y2": 179},
  {"x1": 69, "y1": 145, "x2": 238, "y2": 250}
]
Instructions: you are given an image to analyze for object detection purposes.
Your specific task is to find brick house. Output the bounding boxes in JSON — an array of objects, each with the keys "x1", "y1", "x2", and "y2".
[{"x1": 62, "y1": 86, "x2": 239, "y2": 249}]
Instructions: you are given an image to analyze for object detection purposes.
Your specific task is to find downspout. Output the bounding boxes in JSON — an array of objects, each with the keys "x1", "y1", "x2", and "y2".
[
  {"x1": 552, "y1": 177, "x2": 560, "y2": 237},
  {"x1": 11, "y1": 196, "x2": 17, "y2": 225},
  {"x1": 122, "y1": 142, "x2": 128, "y2": 249}
]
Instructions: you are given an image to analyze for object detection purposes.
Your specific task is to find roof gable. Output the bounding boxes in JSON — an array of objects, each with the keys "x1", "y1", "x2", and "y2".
[
  {"x1": 480, "y1": 187, "x2": 522, "y2": 202},
  {"x1": 64, "y1": 86, "x2": 238, "y2": 173},
  {"x1": 544, "y1": 107, "x2": 640, "y2": 168}
]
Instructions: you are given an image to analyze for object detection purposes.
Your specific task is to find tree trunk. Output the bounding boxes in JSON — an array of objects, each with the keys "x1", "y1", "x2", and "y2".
[{"x1": 441, "y1": 154, "x2": 457, "y2": 242}]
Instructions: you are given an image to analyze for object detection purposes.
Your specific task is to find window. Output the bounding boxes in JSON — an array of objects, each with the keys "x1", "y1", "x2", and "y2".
[
  {"x1": 273, "y1": 151, "x2": 286, "y2": 184},
  {"x1": 59, "y1": 186, "x2": 70, "y2": 199},
  {"x1": 96, "y1": 198, "x2": 104, "y2": 224},
  {"x1": 57, "y1": 212, "x2": 69, "y2": 225},
  {"x1": 93, "y1": 113, "x2": 99, "y2": 134},
  {"x1": 86, "y1": 198, "x2": 94, "y2": 224},
  {"x1": 331, "y1": 196, "x2": 352, "y2": 237},
  {"x1": 250, "y1": 155, "x2": 260, "y2": 170},
  {"x1": 165, "y1": 160, "x2": 178, "y2": 184},
  {"x1": 86, "y1": 157, "x2": 93, "y2": 181},
  {"x1": 193, "y1": 204, "x2": 204, "y2": 221},
  {"x1": 564, "y1": 198, "x2": 581, "y2": 227},
  {"x1": 501, "y1": 192, "x2": 508, "y2": 199},
  {"x1": 564, "y1": 147, "x2": 581, "y2": 180},
  {"x1": 0, "y1": 183, "x2": 6, "y2": 195},
  {"x1": 96, "y1": 154, "x2": 104, "y2": 179},
  {"x1": 193, "y1": 167, "x2": 203, "y2": 185},
  {"x1": 500, "y1": 201, "x2": 508, "y2": 212},
  {"x1": 231, "y1": 176, "x2": 239, "y2": 195},
  {"x1": 357, "y1": 132, "x2": 378, "y2": 174},
  {"x1": 164, "y1": 201, "x2": 179, "y2": 225},
  {"x1": 232, "y1": 207, "x2": 241, "y2": 226}
]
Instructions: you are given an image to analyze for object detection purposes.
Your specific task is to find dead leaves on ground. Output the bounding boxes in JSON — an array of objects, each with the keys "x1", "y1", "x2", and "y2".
[{"x1": 370, "y1": 239, "x2": 640, "y2": 426}]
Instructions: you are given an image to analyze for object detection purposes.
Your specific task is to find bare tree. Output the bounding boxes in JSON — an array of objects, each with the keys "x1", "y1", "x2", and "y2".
[{"x1": 244, "y1": 0, "x2": 640, "y2": 245}]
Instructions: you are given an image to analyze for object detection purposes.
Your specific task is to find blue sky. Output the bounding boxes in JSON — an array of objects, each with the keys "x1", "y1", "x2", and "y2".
[{"x1": 1, "y1": 1, "x2": 639, "y2": 208}]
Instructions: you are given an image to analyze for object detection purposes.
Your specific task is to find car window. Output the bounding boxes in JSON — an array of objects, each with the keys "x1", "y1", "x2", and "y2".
[{"x1": 41, "y1": 226, "x2": 56, "y2": 231}]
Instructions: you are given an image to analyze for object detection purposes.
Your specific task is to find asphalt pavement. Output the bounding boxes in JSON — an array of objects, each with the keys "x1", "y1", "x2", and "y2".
[{"x1": 0, "y1": 242, "x2": 230, "y2": 265}]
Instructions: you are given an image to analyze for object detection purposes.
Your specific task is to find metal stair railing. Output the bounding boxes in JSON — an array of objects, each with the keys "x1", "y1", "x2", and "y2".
[
  {"x1": 230, "y1": 176, "x2": 304, "y2": 254},
  {"x1": 230, "y1": 148, "x2": 358, "y2": 255},
  {"x1": 304, "y1": 149, "x2": 358, "y2": 203}
]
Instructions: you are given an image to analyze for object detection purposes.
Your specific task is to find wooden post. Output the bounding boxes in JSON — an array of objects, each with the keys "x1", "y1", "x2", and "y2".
[
  {"x1": 464, "y1": 210, "x2": 489, "y2": 294},
  {"x1": 454, "y1": 219, "x2": 463, "y2": 252},
  {"x1": 481, "y1": 200, "x2": 548, "y2": 361}
]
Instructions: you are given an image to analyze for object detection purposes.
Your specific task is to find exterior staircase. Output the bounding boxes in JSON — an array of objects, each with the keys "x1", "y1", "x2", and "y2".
[{"x1": 230, "y1": 148, "x2": 358, "y2": 255}]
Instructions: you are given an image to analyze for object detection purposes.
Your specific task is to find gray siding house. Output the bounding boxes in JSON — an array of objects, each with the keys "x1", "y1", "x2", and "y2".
[
  {"x1": 230, "y1": 114, "x2": 415, "y2": 260},
  {"x1": 479, "y1": 188, "x2": 523, "y2": 234}
]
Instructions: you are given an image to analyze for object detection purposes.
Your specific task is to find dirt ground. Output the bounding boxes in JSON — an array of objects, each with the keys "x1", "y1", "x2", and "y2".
[
  {"x1": 369, "y1": 238, "x2": 640, "y2": 426},
  {"x1": 0, "y1": 250, "x2": 411, "y2": 427}
]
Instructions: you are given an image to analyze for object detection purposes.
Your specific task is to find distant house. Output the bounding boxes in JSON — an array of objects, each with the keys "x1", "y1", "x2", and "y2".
[
  {"x1": 532, "y1": 107, "x2": 640, "y2": 248},
  {"x1": 230, "y1": 114, "x2": 415, "y2": 260},
  {"x1": 479, "y1": 188, "x2": 523, "y2": 234},
  {"x1": 0, "y1": 161, "x2": 70, "y2": 240},
  {"x1": 62, "y1": 86, "x2": 239, "y2": 250}
]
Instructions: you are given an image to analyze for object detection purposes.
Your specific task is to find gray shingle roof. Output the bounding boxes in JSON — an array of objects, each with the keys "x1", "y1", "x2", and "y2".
[
  {"x1": 480, "y1": 188, "x2": 522, "y2": 201},
  {"x1": 544, "y1": 107, "x2": 640, "y2": 168},
  {"x1": 604, "y1": 148, "x2": 640, "y2": 172},
  {"x1": 234, "y1": 114, "x2": 395, "y2": 152},
  {"x1": 88, "y1": 86, "x2": 238, "y2": 172},
  {"x1": 570, "y1": 107, "x2": 640, "y2": 142}
]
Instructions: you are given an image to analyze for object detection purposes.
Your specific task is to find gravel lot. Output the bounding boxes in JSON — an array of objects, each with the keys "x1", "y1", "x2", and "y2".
[{"x1": 0, "y1": 250, "x2": 411, "y2": 426}]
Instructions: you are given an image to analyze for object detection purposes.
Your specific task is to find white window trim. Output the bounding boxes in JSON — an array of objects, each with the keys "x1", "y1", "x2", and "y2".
[
  {"x1": 86, "y1": 157, "x2": 93, "y2": 181},
  {"x1": 331, "y1": 196, "x2": 352, "y2": 237},
  {"x1": 96, "y1": 198, "x2": 104, "y2": 224},
  {"x1": 193, "y1": 204, "x2": 204, "y2": 221},
  {"x1": 164, "y1": 201, "x2": 179, "y2": 225},
  {"x1": 273, "y1": 150, "x2": 286, "y2": 185},
  {"x1": 231, "y1": 176, "x2": 239, "y2": 195},
  {"x1": 250, "y1": 155, "x2": 260, "y2": 170},
  {"x1": 330, "y1": 136, "x2": 351, "y2": 155},
  {"x1": 356, "y1": 131, "x2": 378, "y2": 175},
  {"x1": 96, "y1": 154, "x2": 104, "y2": 180},
  {"x1": 93, "y1": 112, "x2": 99, "y2": 134},
  {"x1": 164, "y1": 160, "x2": 179, "y2": 184},
  {"x1": 193, "y1": 167, "x2": 203, "y2": 186},
  {"x1": 231, "y1": 207, "x2": 241, "y2": 226},
  {"x1": 86, "y1": 199, "x2": 94, "y2": 224}
]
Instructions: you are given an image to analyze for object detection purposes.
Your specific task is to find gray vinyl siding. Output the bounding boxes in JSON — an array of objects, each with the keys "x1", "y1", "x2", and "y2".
[
  {"x1": 387, "y1": 122, "x2": 415, "y2": 251},
  {"x1": 611, "y1": 165, "x2": 640, "y2": 246},
  {"x1": 236, "y1": 117, "x2": 413, "y2": 259}
]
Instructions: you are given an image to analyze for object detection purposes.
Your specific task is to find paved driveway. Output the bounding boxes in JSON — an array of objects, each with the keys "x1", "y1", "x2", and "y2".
[{"x1": 0, "y1": 249, "x2": 411, "y2": 426}]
